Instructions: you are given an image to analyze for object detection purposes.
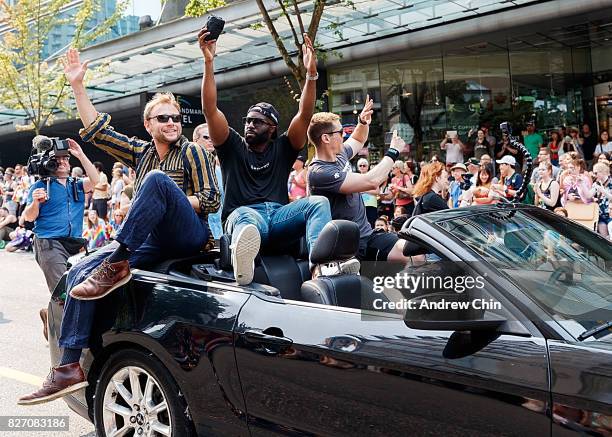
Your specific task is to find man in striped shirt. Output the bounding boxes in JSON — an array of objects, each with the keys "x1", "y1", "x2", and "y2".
[{"x1": 18, "y1": 48, "x2": 221, "y2": 405}]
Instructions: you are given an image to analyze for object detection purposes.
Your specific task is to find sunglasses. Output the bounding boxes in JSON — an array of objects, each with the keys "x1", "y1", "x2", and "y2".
[
  {"x1": 358, "y1": 164, "x2": 368, "y2": 167},
  {"x1": 243, "y1": 117, "x2": 273, "y2": 127},
  {"x1": 148, "y1": 114, "x2": 181, "y2": 123},
  {"x1": 322, "y1": 129, "x2": 343, "y2": 137}
]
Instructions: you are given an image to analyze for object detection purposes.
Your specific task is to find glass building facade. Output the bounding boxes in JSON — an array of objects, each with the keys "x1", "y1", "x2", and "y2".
[{"x1": 326, "y1": 24, "x2": 612, "y2": 162}]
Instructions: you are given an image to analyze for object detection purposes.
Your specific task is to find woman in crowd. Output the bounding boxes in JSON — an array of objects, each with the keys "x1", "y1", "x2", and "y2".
[
  {"x1": 470, "y1": 163, "x2": 497, "y2": 205},
  {"x1": 288, "y1": 155, "x2": 307, "y2": 202},
  {"x1": 377, "y1": 176, "x2": 395, "y2": 219},
  {"x1": 374, "y1": 216, "x2": 389, "y2": 233},
  {"x1": 83, "y1": 209, "x2": 111, "y2": 250},
  {"x1": 390, "y1": 160, "x2": 414, "y2": 216},
  {"x1": 534, "y1": 162, "x2": 560, "y2": 211},
  {"x1": 560, "y1": 158, "x2": 592, "y2": 206},
  {"x1": 357, "y1": 158, "x2": 379, "y2": 228},
  {"x1": 109, "y1": 167, "x2": 125, "y2": 217},
  {"x1": 595, "y1": 131, "x2": 612, "y2": 156},
  {"x1": 590, "y1": 162, "x2": 612, "y2": 239},
  {"x1": 564, "y1": 127, "x2": 584, "y2": 158},
  {"x1": 109, "y1": 208, "x2": 125, "y2": 240},
  {"x1": 412, "y1": 161, "x2": 449, "y2": 215},
  {"x1": 596, "y1": 152, "x2": 611, "y2": 165},
  {"x1": 547, "y1": 130, "x2": 562, "y2": 166}
]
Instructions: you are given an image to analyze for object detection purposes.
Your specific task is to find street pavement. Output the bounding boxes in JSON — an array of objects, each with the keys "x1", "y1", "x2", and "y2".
[{"x1": 0, "y1": 250, "x2": 95, "y2": 437}]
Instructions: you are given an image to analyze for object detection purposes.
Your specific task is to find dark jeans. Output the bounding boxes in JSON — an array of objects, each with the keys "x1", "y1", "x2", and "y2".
[{"x1": 59, "y1": 170, "x2": 209, "y2": 349}]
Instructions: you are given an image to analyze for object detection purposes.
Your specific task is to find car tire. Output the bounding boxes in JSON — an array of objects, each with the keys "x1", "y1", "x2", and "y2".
[{"x1": 94, "y1": 348, "x2": 194, "y2": 437}]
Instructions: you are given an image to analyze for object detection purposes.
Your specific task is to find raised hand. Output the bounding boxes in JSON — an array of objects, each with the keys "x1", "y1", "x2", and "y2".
[
  {"x1": 389, "y1": 130, "x2": 405, "y2": 152},
  {"x1": 302, "y1": 33, "x2": 317, "y2": 75},
  {"x1": 62, "y1": 48, "x2": 89, "y2": 85},
  {"x1": 67, "y1": 138, "x2": 84, "y2": 160},
  {"x1": 198, "y1": 27, "x2": 217, "y2": 63},
  {"x1": 359, "y1": 94, "x2": 374, "y2": 125}
]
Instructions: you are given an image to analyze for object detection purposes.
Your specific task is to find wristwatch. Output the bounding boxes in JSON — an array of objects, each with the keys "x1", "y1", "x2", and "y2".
[{"x1": 305, "y1": 72, "x2": 319, "y2": 81}]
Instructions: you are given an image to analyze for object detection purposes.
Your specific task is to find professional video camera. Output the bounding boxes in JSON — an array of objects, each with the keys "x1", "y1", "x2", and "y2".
[{"x1": 27, "y1": 135, "x2": 70, "y2": 178}]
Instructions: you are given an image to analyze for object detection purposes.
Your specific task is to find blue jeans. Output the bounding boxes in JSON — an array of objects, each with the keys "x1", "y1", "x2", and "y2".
[
  {"x1": 59, "y1": 170, "x2": 209, "y2": 349},
  {"x1": 224, "y1": 196, "x2": 331, "y2": 265}
]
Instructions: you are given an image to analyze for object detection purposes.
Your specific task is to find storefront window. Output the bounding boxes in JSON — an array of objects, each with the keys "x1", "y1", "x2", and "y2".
[
  {"x1": 379, "y1": 55, "x2": 445, "y2": 160},
  {"x1": 443, "y1": 47, "x2": 511, "y2": 143},
  {"x1": 509, "y1": 47, "x2": 583, "y2": 133},
  {"x1": 328, "y1": 65, "x2": 383, "y2": 161}
]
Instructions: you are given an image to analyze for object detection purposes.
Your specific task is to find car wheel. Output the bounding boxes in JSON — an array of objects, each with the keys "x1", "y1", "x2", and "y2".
[{"x1": 94, "y1": 349, "x2": 193, "y2": 437}]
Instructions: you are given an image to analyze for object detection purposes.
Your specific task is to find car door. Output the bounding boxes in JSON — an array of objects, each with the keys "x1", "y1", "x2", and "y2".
[
  {"x1": 548, "y1": 340, "x2": 612, "y2": 436},
  {"x1": 233, "y1": 255, "x2": 551, "y2": 436}
]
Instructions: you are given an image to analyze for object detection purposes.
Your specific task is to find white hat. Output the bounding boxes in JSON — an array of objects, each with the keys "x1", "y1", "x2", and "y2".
[
  {"x1": 450, "y1": 163, "x2": 467, "y2": 172},
  {"x1": 497, "y1": 155, "x2": 516, "y2": 167}
]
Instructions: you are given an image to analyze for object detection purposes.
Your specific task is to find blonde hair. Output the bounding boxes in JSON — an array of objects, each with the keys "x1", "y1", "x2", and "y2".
[
  {"x1": 308, "y1": 112, "x2": 340, "y2": 147},
  {"x1": 143, "y1": 92, "x2": 181, "y2": 120},
  {"x1": 393, "y1": 160, "x2": 405, "y2": 172},
  {"x1": 593, "y1": 162, "x2": 610, "y2": 176}
]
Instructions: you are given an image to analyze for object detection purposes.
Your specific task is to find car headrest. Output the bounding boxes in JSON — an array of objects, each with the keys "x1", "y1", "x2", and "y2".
[{"x1": 310, "y1": 220, "x2": 360, "y2": 265}]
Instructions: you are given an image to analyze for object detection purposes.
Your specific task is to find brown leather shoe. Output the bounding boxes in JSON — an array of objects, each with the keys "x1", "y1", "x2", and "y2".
[
  {"x1": 39, "y1": 308, "x2": 48, "y2": 341},
  {"x1": 69, "y1": 258, "x2": 131, "y2": 301},
  {"x1": 18, "y1": 362, "x2": 88, "y2": 405}
]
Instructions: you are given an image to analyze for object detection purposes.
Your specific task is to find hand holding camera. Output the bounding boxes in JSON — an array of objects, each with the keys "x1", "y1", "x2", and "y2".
[{"x1": 198, "y1": 16, "x2": 224, "y2": 62}]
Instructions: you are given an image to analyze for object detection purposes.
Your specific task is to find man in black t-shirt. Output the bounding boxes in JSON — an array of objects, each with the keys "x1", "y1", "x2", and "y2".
[
  {"x1": 200, "y1": 29, "x2": 332, "y2": 285},
  {"x1": 307, "y1": 108, "x2": 410, "y2": 262}
]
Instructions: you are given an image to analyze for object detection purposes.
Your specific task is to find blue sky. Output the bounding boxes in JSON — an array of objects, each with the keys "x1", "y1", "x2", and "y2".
[{"x1": 127, "y1": 0, "x2": 162, "y2": 20}]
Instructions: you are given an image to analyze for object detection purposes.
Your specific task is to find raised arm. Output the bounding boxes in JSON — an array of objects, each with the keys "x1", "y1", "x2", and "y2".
[
  {"x1": 345, "y1": 96, "x2": 373, "y2": 158},
  {"x1": 199, "y1": 28, "x2": 229, "y2": 146},
  {"x1": 287, "y1": 34, "x2": 318, "y2": 151},
  {"x1": 63, "y1": 48, "x2": 97, "y2": 128},
  {"x1": 67, "y1": 139, "x2": 99, "y2": 192},
  {"x1": 339, "y1": 132, "x2": 403, "y2": 194}
]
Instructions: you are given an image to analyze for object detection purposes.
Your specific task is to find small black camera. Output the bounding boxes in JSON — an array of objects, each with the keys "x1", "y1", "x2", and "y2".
[
  {"x1": 204, "y1": 15, "x2": 225, "y2": 41},
  {"x1": 27, "y1": 136, "x2": 71, "y2": 177}
]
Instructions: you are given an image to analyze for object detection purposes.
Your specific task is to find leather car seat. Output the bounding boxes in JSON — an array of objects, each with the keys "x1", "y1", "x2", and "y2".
[{"x1": 300, "y1": 220, "x2": 382, "y2": 310}]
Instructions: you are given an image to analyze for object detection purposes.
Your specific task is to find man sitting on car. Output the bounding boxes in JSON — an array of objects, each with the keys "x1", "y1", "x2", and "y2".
[
  {"x1": 18, "y1": 48, "x2": 220, "y2": 406},
  {"x1": 307, "y1": 99, "x2": 410, "y2": 265},
  {"x1": 199, "y1": 28, "x2": 332, "y2": 284}
]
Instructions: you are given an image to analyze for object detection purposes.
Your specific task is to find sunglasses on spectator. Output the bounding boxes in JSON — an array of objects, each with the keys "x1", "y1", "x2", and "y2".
[
  {"x1": 358, "y1": 164, "x2": 368, "y2": 167},
  {"x1": 147, "y1": 114, "x2": 181, "y2": 123},
  {"x1": 243, "y1": 117, "x2": 273, "y2": 127}
]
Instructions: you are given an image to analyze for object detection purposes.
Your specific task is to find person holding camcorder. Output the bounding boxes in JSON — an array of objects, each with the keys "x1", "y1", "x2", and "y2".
[{"x1": 23, "y1": 136, "x2": 99, "y2": 311}]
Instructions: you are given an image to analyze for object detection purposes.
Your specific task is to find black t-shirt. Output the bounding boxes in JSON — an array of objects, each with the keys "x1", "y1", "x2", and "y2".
[
  {"x1": 413, "y1": 191, "x2": 448, "y2": 215},
  {"x1": 216, "y1": 128, "x2": 298, "y2": 221},
  {"x1": 581, "y1": 133, "x2": 598, "y2": 161},
  {"x1": 308, "y1": 145, "x2": 373, "y2": 240}
]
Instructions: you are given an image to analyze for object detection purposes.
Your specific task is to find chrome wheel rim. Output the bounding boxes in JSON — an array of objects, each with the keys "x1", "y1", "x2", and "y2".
[{"x1": 102, "y1": 365, "x2": 172, "y2": 437}]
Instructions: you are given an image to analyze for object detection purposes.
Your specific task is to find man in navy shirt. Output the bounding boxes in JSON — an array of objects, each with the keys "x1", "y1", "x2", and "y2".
[{"x1": 23, "y1": 137, "x2": 99, "y2": 294}]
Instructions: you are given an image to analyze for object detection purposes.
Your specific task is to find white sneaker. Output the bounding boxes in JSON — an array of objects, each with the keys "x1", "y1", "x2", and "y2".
[
  {"x1": 339, "y1": 258, "x2": 360, "y2": 275},
  {"x1": 230, "y1": 224, "x2": 261, "y2": 285}
]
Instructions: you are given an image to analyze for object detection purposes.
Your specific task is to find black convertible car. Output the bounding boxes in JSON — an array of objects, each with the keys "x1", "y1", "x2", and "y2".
[{"x1": 48, "y1": 205, "x2": 612, "y2": 437}]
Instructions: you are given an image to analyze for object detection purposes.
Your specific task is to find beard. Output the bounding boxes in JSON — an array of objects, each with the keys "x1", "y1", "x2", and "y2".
[{"x1": 245, "y1": 130, "x2": 271, "y2": 146}]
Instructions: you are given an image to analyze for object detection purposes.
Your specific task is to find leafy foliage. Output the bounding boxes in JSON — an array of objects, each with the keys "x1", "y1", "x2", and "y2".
[
  {"x1": 0, "y1": 0, "x2": 127, "y2": 133},
  {"x1": 184, "y1": 0, "x2": 227, "y2": 17}
]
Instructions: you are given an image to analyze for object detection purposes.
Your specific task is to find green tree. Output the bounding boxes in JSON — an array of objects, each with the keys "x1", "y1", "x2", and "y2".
[{"x1": 0, "y1": 0, "x2": 127, "y2": 134}]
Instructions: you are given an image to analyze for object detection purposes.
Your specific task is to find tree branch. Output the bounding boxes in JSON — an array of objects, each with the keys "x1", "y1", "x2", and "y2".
[
  {"x1": 291, "y1": 0, "x2": 306, "y2": 36},
  {"x1": 278, "y1": 0, "x2": 301, "y2": 52},
  {"x1": 307, "y1": 0, "x2": 326, "y2": 42},
  {"x1": 255, "y1": 0, "x2": 300, "y2": 80}
]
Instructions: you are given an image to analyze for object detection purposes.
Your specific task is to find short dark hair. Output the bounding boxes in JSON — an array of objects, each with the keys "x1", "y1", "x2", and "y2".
[
  {"x1": 93, "y1": 162, "x2": 104, "y2": 172},
  {"x1": 1, "y1": 206, "x2": 9, "y2": 213}
]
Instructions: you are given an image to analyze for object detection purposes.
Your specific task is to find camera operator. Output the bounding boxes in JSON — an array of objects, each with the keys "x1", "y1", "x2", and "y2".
[{"x1": 23, "y1": 137, "x2": 98, "y2": 294}]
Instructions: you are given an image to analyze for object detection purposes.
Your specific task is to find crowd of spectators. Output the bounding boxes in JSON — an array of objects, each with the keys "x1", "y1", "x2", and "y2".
[
  {"x1": 0, "y1": 160, "x2": 135, "y2": 252},
  {"x1": 285, "y1": 121, "x2": 612, "y2": 242}
]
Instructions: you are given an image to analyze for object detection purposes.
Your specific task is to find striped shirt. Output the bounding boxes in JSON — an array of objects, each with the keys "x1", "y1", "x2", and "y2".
[{"x1": 80, "y1": 113, "x2": 221, "y2": 245}]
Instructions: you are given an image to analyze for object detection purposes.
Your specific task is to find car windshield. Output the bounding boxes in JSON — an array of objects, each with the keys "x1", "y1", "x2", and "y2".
[{"x1": 436, "y1": 208, "x2": 612, "y2": 341}]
